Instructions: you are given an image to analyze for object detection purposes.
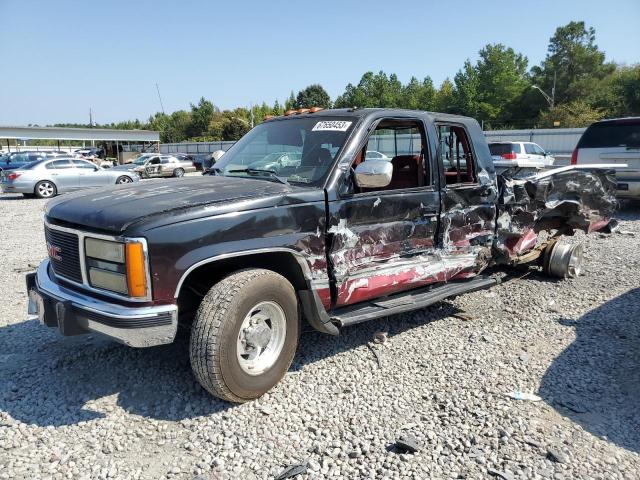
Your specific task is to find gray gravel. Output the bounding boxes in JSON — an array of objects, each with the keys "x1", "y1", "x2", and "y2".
[{"x1": 0, "y1": 192, "x2": 639, "y2": 480}]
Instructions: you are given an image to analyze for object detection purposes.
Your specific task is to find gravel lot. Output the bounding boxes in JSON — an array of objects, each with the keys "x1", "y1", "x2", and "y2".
[{"x1": 0, "y1": 192, "x2": 638, "y2": 480}]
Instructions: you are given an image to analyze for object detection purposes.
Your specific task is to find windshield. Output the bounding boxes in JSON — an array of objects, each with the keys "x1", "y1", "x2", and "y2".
[
  {"x1": 212, "y1": 116, "x2": 357, "y2": 185},
  {"x1": 133, "y1": 157, "x2": 149, "y2": 165}
]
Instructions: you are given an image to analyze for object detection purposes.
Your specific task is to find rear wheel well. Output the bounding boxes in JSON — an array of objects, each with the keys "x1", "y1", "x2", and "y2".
[{"x1": 177, "y1": 252, "x2": 309, "y2": 326}]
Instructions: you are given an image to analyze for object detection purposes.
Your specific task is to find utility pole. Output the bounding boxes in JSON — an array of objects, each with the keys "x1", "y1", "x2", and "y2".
[
  {"x1": 89, "y1": 108, "x2": 93, "y2": 128},
  {"x1": 155, "y1": 83, "x2": 166, "y2": 114}
]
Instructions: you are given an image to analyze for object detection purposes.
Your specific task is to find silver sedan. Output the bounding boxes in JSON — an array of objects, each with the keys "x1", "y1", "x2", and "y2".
[{"x1": 0, "y1": 157, "x2": 139, "y2": 198}]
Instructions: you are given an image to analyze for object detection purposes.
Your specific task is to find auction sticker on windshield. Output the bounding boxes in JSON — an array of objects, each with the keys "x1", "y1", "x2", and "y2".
[{"x1": 312, "y1": 121, "x2": 352, "y2": 132}]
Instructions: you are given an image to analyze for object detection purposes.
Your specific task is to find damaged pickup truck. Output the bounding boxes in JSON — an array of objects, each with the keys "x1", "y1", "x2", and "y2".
[{"x1": 26, "y1": 108, "x2": 617, "y2": 402}]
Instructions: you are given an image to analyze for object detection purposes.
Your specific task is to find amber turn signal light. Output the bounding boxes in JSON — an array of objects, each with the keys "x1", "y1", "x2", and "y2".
[{"x1": 126, "y1": 242, "x2": 147, "y2": 297}]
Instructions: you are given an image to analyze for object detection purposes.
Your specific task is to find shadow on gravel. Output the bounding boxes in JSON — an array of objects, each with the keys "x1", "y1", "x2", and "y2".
[
  {"x1": 0, "y1": 320, "x2": 233, "y2": 427},
  {"x1": 539, "y1": 288, "x2": 640, "y2": 453},
  {"x1": 0, "y1": 302, "x2": 461, "y2": 427}
]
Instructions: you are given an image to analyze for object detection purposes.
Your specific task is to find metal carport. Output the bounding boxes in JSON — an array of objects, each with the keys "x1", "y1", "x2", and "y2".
[{"x1": 0, "y1": 126, "x2": 160, "y2": 164}]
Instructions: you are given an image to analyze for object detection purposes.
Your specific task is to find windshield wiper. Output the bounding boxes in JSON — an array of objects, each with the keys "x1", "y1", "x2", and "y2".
[{"x1": 227, "y1": 168, "x2": 289, "y2": 185}]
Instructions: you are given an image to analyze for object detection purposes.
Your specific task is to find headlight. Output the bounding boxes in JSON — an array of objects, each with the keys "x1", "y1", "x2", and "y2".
[
  {"x1": 84, "y1": 238, "x2": 148, "y2": 298},
  {"x1": 85, "y1": 238, "x2": 124, "y2": 263}
]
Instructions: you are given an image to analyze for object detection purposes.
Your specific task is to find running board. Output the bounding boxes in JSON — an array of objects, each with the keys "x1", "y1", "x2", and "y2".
[{"x1": 330, "y1": 276, "x2": 500, "y2": 328}]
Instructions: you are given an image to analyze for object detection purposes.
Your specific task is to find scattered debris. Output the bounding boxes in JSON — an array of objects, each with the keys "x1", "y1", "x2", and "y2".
[
  {"x1": 274, "y1": 460, "x2": 309, "y2": 480},
  {"x1": 468, "y1": 446, "x2": 485, "y2": 458},
  {"x1": 259, "y1": 405, "x2": 274, "y2": 416},
  {"x1": 617, "y1": 230, "x2": 635, "y2": 236},
  {"x1": 547, "y1": 448, "x2": 568, "y2": 464},
  {"x1": 400, "y1": 422, "x2": 419, "y2": 430},
  {"x1": 373, "y1": 331, "x2": 389, "y2": 344},
  {"x1": 487, "y1": 468, "x2": 515, "y2": 480},
  {"x1": 452, "y1": 311, "x2": 474, "y2": 321},
  {"x1": 366, "y1": 343, "x2": 383, "y2": 368},
  {"x1": 518, "y1": 352, "x2": 530, "y2": 364},
  {"x1": 12, "y1": 263, "x2": 38, "y2": 273},
  {"x1": 394, "y1": 435, "x2": 420, "y2": 454},
  {"x1": 506, "y1": 391, "x2": 542, "y2": 402},
  {"x1": 522, "y1": 436, "x2": 544, "y2": 448}
]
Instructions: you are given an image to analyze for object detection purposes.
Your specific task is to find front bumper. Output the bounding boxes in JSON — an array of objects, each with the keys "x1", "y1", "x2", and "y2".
[{"x1": 27, "y1": 259, "x2": 178, "y2": 347}]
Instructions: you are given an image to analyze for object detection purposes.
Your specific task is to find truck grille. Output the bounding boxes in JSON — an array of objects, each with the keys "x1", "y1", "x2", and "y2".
[{"x1": 44, "y1": 225, "x2": 83, "y2": 283}]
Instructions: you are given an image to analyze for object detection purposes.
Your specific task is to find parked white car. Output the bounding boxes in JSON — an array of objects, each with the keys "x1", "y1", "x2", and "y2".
[
  {"x1": 489, "y1": 142, "x2": 554, "y2": 168},
  {"x1": 571, "y1": 117, "x2": 639, "y2": 198}
]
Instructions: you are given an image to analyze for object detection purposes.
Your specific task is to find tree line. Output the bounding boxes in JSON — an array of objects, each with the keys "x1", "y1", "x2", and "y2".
[{"x1": 54, "y1": 21, "x2": 639, "y2": 142}]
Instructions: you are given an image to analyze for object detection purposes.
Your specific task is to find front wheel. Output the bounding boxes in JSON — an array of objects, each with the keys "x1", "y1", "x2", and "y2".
[
  {"x1": 190, "y1": 269, "x2": 299, "y2": 402},
  {"x1": 115, "y1": 175, "x2": 133, "y2": 184},
  {"x1": 34, "y1": 180, "x2": 57, "y2": 198}
]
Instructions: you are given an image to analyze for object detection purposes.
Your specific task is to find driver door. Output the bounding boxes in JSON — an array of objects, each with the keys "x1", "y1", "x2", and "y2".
[
  {"x1": 326, "y1": 117, "x2": 440, "y2": 307},
  {"x1": 144, "y1": 157, "x2": 162, "y2": 178}
]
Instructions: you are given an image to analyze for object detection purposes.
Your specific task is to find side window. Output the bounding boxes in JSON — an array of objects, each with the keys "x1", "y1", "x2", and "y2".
[
  {"x1": 437, "y1": 124, "x2": 476, "y2": 185},
  {"x1": 354, "y1": 119, "x2": 428, "y2": 192},
  {"x1": 46, "y1": 160, "x2": 74, "y2": 169},
  {"x1": 72, "y1": 160, "x2": 96, "y2": 169},
  {"x1": 533, "y1": 144, "x2": 546, "y2": 155},
  {"x1": 524, "y1": 144, "x2": 536, "y2": 154},
  {"x1": 148, "y1": 157, "x2": 160, "y2": 165}
]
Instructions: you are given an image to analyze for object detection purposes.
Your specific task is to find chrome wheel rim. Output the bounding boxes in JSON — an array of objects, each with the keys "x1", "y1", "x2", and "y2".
[
  {"x1": 175, "y1": 169, "x2": 184, "y2": 177},
  {"x1": 38, "y1": 182, "x2": 54, "y2": 197},
  {"x1": 236, "y1": 301, "x2": 287, "y2": 375},
  {"x1": 117, "y1": 176, "x2": 132, "y2": 184}
]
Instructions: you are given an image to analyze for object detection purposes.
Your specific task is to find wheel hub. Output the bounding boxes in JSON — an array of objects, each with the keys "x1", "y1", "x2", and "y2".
[{"x1": 236, "y1": 301, "x2": 286, "y2": 375}]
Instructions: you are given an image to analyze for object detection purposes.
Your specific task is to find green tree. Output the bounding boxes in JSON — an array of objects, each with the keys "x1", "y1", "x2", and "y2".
[
  {"x1": 272, "y1": 100, "x2": 284, "y2": 116},
  {"x1": 284, "y1": 91, "x2": 296, "y2": 110},
  {"x1": 531, "y1": 21, "x2": 615, "y2": 105},
  {"x1": 453, "y1": 60, "x2": 481, "y2": 117},
  {"x1": 188, "y1": 97, "x2": 216, "y2": 138},
  {"x1": 538, "y1": 100, "x2": 603, "y2": 127},
  {"x1": 435, "y1": 79, "x2": 456, "y2": 112},
  {"x1": 475, "y1": 44, "x2": 529, "y2": 122},
  {"x1": 294, "y1": 84, "x2": 331, "y2": 109},
  {"x1": 166, "y1": 110, "x2": 192, "y2": 142}
]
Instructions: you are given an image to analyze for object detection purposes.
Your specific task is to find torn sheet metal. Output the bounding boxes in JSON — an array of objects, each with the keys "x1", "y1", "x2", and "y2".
[{"x1": 494, "y1": 167, "x2": 617, "y2": 263}]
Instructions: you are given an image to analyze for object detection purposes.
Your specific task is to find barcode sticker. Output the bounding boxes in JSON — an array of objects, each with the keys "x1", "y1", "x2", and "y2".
[{"x1": 312, "y1": 121, "x2": 352, "y2": 132}]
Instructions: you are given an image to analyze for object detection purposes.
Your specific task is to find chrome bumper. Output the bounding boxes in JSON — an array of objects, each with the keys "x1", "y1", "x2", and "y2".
[{"x1": 27, "y1": 259, "x2": 178, "y2": 347}]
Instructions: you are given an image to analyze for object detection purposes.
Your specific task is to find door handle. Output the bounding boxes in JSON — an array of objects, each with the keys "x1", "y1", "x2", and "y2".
[{"x1": 51, "y1": 173, "x2": 58, "y2": 176}]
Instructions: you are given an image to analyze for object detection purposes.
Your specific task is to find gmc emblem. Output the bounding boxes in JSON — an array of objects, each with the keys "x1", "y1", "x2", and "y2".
[{"x1": 46, "y1": 242, "x2": 62, "y2": 261}]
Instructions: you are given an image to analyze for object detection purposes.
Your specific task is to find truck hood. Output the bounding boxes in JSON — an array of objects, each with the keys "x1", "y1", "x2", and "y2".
[{"x1": 45, "y1": 176, "x2": 319, "y2": 233}]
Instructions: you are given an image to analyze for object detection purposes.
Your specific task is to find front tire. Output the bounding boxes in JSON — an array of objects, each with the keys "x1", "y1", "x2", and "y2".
[
  {"x1": 115, "y1": 175, "x2": 133, "y2": 184},
  {"x1": 34, "y1": 180, "x2": 57, "y2": 198},
  {"x1": 190, "y1": 269, "x2": 299, "y2": 402},
  {"x1": 173, "y1": 168, "x2": 185, "y2": 178}
]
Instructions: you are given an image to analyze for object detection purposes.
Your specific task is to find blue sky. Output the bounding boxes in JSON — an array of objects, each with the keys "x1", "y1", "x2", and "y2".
[{"x1": 1, "y1": 0, "x2": 638, "y2": 125}]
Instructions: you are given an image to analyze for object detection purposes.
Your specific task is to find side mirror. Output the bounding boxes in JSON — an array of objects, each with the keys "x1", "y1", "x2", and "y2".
[{"x1": 354, "y1": 159, "x2": 393, "y2": 189}]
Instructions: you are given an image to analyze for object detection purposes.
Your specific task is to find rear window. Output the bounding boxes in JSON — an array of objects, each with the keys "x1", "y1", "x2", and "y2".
[
  {"x1": 578, "y1": 121, "x2": 640, "y2": 148},
  {"x1": 489, "y1": 143, "x2": 521, "y2": 155}
]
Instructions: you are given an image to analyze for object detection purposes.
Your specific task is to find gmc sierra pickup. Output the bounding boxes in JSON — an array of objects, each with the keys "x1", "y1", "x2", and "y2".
[{"x1": 26, "y1": 108, "x2": 617, "y2": 402}]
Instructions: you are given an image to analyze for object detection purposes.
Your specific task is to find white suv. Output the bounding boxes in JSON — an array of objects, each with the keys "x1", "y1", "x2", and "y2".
[
  {"x1": 489, "y1": 141, "x2": 554, "y2": 168},
  {"x1": 571, "y1": 117, "x2": 640, "y2": 198}
]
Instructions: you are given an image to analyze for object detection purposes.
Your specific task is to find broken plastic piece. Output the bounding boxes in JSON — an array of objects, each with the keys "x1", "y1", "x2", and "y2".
[
  {"x1": 394, "y1": 435, "x2": 420, "y2": 453},
  {"x1": 507, "y1": 391, "x2": 542, "y2": 401},
  {"x1": 274, "y1": 460, "x2": 309, "y2": 480}
]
